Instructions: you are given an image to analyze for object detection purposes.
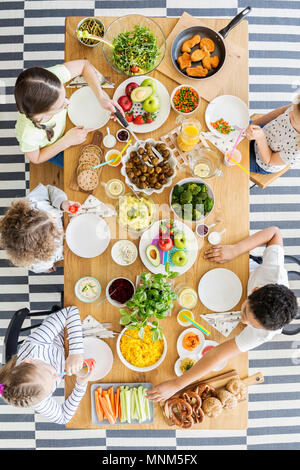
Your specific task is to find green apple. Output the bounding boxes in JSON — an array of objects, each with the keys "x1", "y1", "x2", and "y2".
[
  {"x1": 172, "y1": 250, "x2": 188, "y2": 267},
  {"x1": 141, "y1": 78, "x2": 157, "y2": 94},
  {"x1": 174, "y1": 231, "x2": 188, "y2": 250},
  {"x1": 143, "y1": 95, "x2": 160, "y2": 113}
]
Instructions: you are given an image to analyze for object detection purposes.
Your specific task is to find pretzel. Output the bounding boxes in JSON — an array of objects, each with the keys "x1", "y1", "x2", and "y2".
[
  {"x1": 194, "y1": 383, "x2": 217, "y2": 399},
  {"x1": 165, "y1": 398, "x2": 193, "y2": 428}
]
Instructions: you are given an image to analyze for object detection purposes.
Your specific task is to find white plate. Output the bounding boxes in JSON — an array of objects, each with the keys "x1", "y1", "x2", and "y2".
[
  {"x1": 139, "y1": 219, "x2": 198, "y2": 276},
  {"x1": 68, "y1": 86, "x2": 111, "y2": 129},
  {"x1": 177, "y1": 327, "x2": 205, "y2": 357},
  {"x1": 201, "y1": 340, "x2": 227, "y2": 372},
  {"x1": 66, "y1": 214, "x2": 110, "y2": 258},
  {"x1": 111, "y1": 240, "x2": 138, "y2": 266},
  {"x1": 113, "y1": 75, "x2": 171, "y2": 133},
  {"x1": 174, "y1": 353, "x2": 199, "y2": 377},
  {"x1": 198, "y1": 268, "x2": 243, "y2": 312},
  {"x1": 82, "y1": 336, "x2": 113, "y2": 381},
  {"x1": 205, "y1": 94, "x2": 249, "y2": 139}
]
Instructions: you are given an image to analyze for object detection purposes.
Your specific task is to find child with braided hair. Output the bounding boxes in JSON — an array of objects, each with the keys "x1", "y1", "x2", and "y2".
[
  {"x1": 0, "y1": 183, "x2": 80, "y2": 273},
  {"x1": 0, "y1": 306, "x2": 90, "y2": 424}
]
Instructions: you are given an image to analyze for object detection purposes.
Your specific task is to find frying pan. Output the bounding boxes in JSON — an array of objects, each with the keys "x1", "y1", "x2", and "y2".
[{"x1": 171, "y1": 6, "x2": 251, "y2": 80}]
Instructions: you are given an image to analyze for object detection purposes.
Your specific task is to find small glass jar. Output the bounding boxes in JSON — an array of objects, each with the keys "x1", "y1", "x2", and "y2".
[
  {"x1": 105, "y1": 178, "x2": 125, "y2": 199},
  {"x1": 176, "y1": 285, "x2": 198, "y2": 309},
  {"x1": 177, "y1": 119, "x2": 201, "y2": 152}
]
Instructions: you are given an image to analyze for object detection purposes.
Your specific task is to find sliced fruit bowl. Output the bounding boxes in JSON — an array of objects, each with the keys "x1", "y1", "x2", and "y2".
[{"x1": 121, "y1": 139, "x2": 177, "y2": 196}]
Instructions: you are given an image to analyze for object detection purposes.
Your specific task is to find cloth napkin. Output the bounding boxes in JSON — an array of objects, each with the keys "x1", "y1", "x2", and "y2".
[
  {"x1": 82, "y1": 314, "x2": 115, "y2": 339},
  {"x1": 81, "y1": 194, "x2": 116, "y2": 218},
  {"x1": 202, "y1": 131, "x2": 246, "y2": 155},
  {"x1": 200, "y1": 311, "x2": 241, "y2": 337}
]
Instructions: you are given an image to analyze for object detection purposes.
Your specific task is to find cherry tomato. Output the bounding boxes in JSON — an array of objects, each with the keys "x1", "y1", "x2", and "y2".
[
  {"x1": 130, "y1": 65, "x2": 139, "y2": 73},
  {"x1": 69, "y1": 204, "x2": 78, "y2": 214}
]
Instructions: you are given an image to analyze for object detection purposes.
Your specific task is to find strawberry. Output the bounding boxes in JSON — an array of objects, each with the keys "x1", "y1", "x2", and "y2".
[
  {"x1": 133, "y1": 114, "x2": 145, "y2": 125},
  {"x1": 125, "y1": 112, "x2": 134, "y2": 123}
]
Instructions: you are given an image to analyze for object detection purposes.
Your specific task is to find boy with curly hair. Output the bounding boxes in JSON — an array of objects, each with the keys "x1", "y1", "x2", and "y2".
[
  {"x1": 147, "y1": 226, "x2": 298, "y2": 402},
  {"x1": 0, "y1": 183, "x2": 80, "y2": 273}
]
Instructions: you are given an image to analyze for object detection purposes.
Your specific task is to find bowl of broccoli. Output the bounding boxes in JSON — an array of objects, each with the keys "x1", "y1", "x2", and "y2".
[{"x1": 170, "y1": 178, "x2": 214, "y2": 222}]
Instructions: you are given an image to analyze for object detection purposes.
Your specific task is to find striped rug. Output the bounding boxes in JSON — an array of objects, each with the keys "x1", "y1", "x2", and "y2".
[{"x1": 0, "y1": 0, "x2": 300, "y2": 450}]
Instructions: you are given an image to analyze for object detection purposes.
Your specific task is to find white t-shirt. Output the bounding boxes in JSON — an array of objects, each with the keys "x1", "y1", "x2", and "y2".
[
  {"x1": 255, "y1": 106, "x2": 300, "y2": 173},
  {"x1": 235, "y1": 245, "x2": 289, "y2": 352}
]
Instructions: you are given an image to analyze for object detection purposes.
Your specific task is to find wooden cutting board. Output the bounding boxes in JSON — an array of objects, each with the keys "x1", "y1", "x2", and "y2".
[
  {"x1": 157, "y1": 12, "x2": 246, "y2": 103},
  {"x1": 69, "y1": 130, "x2": 104, "y2": 194},
  {"x1": 160, "y1": 370, "x2": 264, "y2": 428}
]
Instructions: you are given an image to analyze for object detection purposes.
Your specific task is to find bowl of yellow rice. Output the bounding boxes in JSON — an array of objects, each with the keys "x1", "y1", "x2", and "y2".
[{"x1": 116, "y1": 324, "x2": 167, "y2": 372}]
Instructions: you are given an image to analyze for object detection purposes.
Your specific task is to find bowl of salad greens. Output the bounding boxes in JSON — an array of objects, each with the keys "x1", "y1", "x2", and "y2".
[
  {"x1": 170, "y1": 178, "x2": 215, "y2": 222},
  {"x1": 102, "y1": 14, "x2": 166, "y2": 76}
]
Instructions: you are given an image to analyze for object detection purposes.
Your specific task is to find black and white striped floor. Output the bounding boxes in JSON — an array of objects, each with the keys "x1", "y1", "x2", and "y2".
[{"x1": 0, "y1": 0, "x2": 300, "y2": 450}]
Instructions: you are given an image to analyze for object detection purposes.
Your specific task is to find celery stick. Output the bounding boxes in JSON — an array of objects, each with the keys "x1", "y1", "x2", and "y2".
[
  {"x1": 137, "y1": 386, "x2": 147, "y2": 422},
  {"x1": 131, "y1": 388, "x2": 136, "y2": 421},
  {"x1": 144, "y1": 389, "x2": 151, "y2": 420},
  {"x1": 124, "y1": 389, "x2": 131, "y2": 423}
]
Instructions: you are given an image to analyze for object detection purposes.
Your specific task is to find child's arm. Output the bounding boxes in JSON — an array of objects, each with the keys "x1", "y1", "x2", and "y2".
[
  {"x1": 204, "y1": 226, "x2": 283, "y2": 264},
  {"x1": 64, "y1": 59, "x2": 124, "y2": 117},
  {"x1": 246, "y1": 125, "x2": 286, "y2": 166},
  {"x1": 251, "y1": 105, "x2": 290, "y2": 126},
  {"x1": 34, "y1": 381, "x2": 88, "y2": 425},
  {"x1": 25, "y1": 126, "x2": 93, "y2": 164},
  {"x1": 23, "y1": 306, "x2": 84, "y2": 356},
  {"x1": 147, "y1": 339, "x2": 240, "y2": 402}
]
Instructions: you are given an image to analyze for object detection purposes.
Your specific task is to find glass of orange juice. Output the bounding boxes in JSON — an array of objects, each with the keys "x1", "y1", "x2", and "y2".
[{"x1": 177, "y1": 119, "x2": 201, "y2": 152}]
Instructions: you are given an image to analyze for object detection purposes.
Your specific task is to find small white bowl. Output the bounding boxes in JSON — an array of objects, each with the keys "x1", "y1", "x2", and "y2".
[
  {"x1": 74, "y1": 276, "x2": 101, "y2": 303},
  {"x1": 105, "y1": 149, "x2": 121, "y2": 167},
  {"x1": 170, "y1": 84, "x2": 200, "y2": 116},
  {"x1": 111, "y1": 240, "x2": 138, "y2": 266},
  {"x1": 116, "y1": 129, "x2": 130, "y2": 143},
  {"x1": 106, "y1": 277, "x2": 135, "y2": 307},
  {"x1": 177, "y1": 309, "x2": 195, "y2": 327},
  {"x1": 116, "y1": 323, "x2": 167, "y2": 372},
  {"x1": 174, "y1": 353, "x2": 199, "y2": 377},
  {"x1": 177, "y1": 327, "x2": 205, "y2": 357},
  {"x1": 201, "y1": 340, "x2": 227, "y2": 372}
]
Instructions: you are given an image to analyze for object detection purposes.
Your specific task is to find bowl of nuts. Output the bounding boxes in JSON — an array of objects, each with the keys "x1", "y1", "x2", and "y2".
[{"x1": 121, "y1": 139, "x2": 177, "y2": 195}]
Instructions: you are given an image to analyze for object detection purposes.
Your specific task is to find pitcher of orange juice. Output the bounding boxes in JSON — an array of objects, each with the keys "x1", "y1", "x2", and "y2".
[{"x1": 177, "y1": 119, "x2": 201, "y2": 152}]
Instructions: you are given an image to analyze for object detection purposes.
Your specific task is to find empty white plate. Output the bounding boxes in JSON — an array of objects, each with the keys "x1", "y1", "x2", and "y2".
[
  {"x1": 66, "y1": 213, "x2": 110, "y2": 258},
  {"x1": 205, "y1": 94, "x2": 249, "y2": 139},
  {"x1": 198, "y1": 268, "x2": 243, "y2": 312},
  {"x1": 68, "y1": 86, "x2": 111, "y2": 129},
  {"x1": 83, "y1": 337, "x2": 113, "y2": 381}
]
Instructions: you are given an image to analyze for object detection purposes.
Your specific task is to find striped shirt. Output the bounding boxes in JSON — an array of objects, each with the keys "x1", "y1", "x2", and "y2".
[{"x1": 16, "y1": 306, "x2": 86, "y2": 425}]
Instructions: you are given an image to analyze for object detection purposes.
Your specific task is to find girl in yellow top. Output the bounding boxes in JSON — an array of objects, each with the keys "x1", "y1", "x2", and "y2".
[{"x1": 14, "y1": 60, "x2": 124, "y2": 168}]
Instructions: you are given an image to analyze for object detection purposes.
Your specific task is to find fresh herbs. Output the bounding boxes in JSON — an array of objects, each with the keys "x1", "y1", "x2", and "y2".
[
  {"x1": 112, "y1": 25, "x2": 160, "y2": 75},
  {"x1": 120, "y1": 266, "x2": 178, "y2": 342}
]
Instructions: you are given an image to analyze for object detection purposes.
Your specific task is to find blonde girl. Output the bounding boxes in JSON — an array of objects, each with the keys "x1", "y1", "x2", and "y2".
[{"x1": 0, "y1": 306, "x2": 91, "y2": 424}]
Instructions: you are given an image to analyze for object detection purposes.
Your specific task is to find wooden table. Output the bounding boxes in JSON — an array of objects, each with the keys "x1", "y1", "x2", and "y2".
[{"x1": 64, "y1": 16, "x2": 249, "y2": 429}]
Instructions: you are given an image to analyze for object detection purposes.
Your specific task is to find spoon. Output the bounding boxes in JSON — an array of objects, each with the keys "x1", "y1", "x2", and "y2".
[{"x1": 77, "y1": 30, "x2": 114, "y2": 48}]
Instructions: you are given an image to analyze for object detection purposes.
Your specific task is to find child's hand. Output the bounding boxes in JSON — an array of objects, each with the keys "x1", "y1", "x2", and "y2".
[
  {"x1": 65, "y1": 353, "x2": 84, "y2": 376},
  {"x1": 76, "y1": 369, "x2": 93, "y2": 387},
  {"x1": 63, "y1": 126, "x2": 93, "y2": 147},
  {"x1": 100, "y1": 97, "x2": 125, "y2": 121},
  {"x1": 245, "y1": 124, "x2": 265, "y2": 142},
  {"x1": 204, "y1": 245, "x2": 238, "y2": 264},
  {"x1": 146, "y1": 379, "x2": 181, "y2": 402},
  {"x1": 61, "y1": 200, "x2": 81, "y2": 215}
]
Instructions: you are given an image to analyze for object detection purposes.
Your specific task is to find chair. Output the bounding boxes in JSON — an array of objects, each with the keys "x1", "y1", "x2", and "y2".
[
  {"x1": 249, "y1": 113, "x2": 290, "y2": 189},
  {"x1": 3, "y1": 304, "x2": 62, "y2": 364}
]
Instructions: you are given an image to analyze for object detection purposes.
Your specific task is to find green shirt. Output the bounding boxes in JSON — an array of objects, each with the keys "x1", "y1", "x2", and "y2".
[{"x1": 15, "y1": 64, "x2": 71, "y2": 153}]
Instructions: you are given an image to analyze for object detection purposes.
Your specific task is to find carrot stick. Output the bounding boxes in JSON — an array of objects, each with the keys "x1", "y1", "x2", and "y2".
[
  {"x1": 109, "y1": 386, "x2": 115, "y2": 417},
  {"x1": 99, "y1": 395, "x2": 115, "y2": 424},
  {"x1": 115, "y1": 388, "x2": 120, "y2": 422},
  {"x1": 94, "y1": 390, "x2": 103, "y2": 422}
]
